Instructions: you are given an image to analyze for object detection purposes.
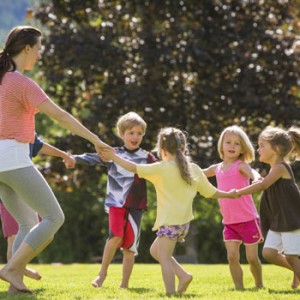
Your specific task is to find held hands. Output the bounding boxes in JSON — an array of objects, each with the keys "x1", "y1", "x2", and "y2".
[
  {"x1": 94, "y1": 138, "x2": 112, "y2": 155},
  {"x1": 63, "y1": 153, "x2": 76, "y2": 169},
  {"x1": 100, "y1": 147, "x2": 116, "y2": 161}
]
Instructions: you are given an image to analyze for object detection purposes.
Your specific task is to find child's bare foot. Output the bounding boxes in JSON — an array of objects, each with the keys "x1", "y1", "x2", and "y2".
[
  {"x1": 92, "y1": 274, "x2": 107, "y2": 288},
  {"x1": 0, "y1": 267, "x2": 32, "y2": 293},
  {"x1": 177, "y1": 274, "x2": 193, "y2": 293},
  {"x1": 291, "y1": 272, "x2": 300, "y2": 289},
  {"x1": 24, "y1": 267, "x2": 42, "y2": 280}
]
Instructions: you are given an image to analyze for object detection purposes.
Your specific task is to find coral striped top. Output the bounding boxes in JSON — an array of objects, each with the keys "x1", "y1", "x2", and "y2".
[{"x1": 0, "y1": 71, "x2": 48, "y2": 143}]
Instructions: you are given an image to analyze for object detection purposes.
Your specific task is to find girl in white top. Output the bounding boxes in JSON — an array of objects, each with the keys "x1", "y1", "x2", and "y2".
[{"x1": 102, "y1": 127, "x2": 235, "y2": 295}]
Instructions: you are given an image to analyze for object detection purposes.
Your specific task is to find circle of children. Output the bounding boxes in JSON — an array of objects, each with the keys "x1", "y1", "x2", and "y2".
[{"x1": 0, "y1": 25, "x2": 299, "y2": 296}]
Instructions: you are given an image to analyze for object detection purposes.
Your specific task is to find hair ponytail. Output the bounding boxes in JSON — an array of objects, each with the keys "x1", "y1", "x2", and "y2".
[
  {"x1": 0, "y1": 50, "x2": 15, "y2": 84},
  {"x1": 175, "y1": 149, "x2": 193, "y2": 185}
]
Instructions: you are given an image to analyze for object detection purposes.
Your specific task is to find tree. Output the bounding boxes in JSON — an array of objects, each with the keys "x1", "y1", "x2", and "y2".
[{"x1": 24, "y1": 0, "x2": 300, "y2": 263}]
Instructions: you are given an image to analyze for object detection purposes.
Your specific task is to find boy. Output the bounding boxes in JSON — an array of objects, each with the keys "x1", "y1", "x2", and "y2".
[{"x1": 73, "y1": 112, "x2": 156, "y2": 288}]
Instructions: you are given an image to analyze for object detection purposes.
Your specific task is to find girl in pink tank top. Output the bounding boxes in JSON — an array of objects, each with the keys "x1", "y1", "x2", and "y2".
[{"x1": 203, "y1": 125, "x2": 263, "y2": 290}]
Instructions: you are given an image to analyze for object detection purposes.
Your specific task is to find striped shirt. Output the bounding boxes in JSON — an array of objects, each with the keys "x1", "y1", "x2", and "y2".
[{"x1": 0, "y1": 71, "x2": 48, "y2": 143}]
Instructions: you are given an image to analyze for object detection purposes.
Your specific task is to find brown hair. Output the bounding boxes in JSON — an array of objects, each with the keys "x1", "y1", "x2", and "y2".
[
  {"x1": 259, "y1": 126, "x2": 300, "y2": 161},
  {"x1": 0, "y1": 26, "x2": 42, "y2": 83},
  {"x1": 156, "y1": 127, "x2": 193, "y2": 185}
]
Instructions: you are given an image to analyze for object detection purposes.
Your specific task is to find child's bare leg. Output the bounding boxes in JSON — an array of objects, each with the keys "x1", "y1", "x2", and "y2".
[
  {"x1": 92, "y1": 237, "x2": 122, "y2": 288},
  {"x1": 6, "y1": 235, "x2": 16, "y2": 261},
  {"x1": 150, "y1": 237, "x2": 192, "y2": 293},
  {"x1": 150, "y1": 236, "x2": 177, "y2": 295},
  {"x1": 225, "y1": 241, "x2": 244, "y2": 290},
  {"x1": 245, "y1": 244, "x2": 263, "y2": 288},
  {"x1": 171, "y1": 257, "x2": 193, "y2": 293},
  {"x1": 120, "y1": 249, "x2": 135, "y2": 288},
  {"x1": 286, "y1": 255, "x2": 300, "y2": 289},
  {"x1": 263, "y1": 248, "x2": 299, "y2": 288}
]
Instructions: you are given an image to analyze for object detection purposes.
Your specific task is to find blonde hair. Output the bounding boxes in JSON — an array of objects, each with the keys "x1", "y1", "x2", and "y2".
[
  {"x1": 155, "y1": 127, "x2": 193, "y2": 185},
  {"x1": 116, "y1": 112, "x2": 147, "y2": 136},
  {"x1": 217, "y1": 125, "x2": 255, "y2": 163},
  {"x1": 259, "y1": 126, "x2": 300, "y2": 161}
]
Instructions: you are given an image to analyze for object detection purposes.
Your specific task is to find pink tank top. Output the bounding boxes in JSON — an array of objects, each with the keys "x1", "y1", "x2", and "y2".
[{"x1": 216, "y1": 160, "x2": 259, "y2": 224}]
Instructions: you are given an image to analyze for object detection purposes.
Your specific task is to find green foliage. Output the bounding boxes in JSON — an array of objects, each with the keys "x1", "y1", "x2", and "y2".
[{"x1": 4, "y1": 0, "x2": 297, "y2": 263}]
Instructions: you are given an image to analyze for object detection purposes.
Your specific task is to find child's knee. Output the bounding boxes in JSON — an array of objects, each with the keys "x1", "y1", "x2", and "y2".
[{"x1": 262, "y1": 248, "x2": 273, "y2": 262}]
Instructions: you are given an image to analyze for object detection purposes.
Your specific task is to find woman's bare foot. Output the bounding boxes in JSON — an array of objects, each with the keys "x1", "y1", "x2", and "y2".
[
  {"x1": 0, "y1": 267, "x2": 32, "y2": 293},
  {"x1": 291, "y1": 272, "x2": 300, "y2": 289},
  {"x1": 24, "y1": 267, "x2": 42, "y2": 280},
  {"x1": 177, "y1": 274, "x2": 193, "y2": 293},
  {"x1": 7, "y1": 284, "x2": 18, "y2": 294},
  {"x1": 92, "y1": 274, "x2": 107, "y2": 288}
]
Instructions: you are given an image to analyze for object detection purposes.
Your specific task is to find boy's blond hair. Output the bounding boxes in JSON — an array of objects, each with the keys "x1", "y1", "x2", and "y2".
[
  {"x1": 116, "y1": 112, "x2": 147, "y2": 136},
  {"x1": 217, "y1": 125, "x2": 255, "y2": 163}
]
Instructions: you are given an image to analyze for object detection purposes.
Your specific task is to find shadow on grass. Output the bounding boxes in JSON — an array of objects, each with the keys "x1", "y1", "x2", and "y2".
[
  {"x1": 0, "y1": 288, "x2": 46, "y2": 299},
  {"x1": 267, "y1": 288, "x2": 300, "y2": 295},
  {"x1": 157, "y1": 292, "x2": 198, "y2": 298},
  {"x1": 127, "y1": 287, "x2": 152, "y2": 294},
  {"x1": 129, "y1": 288, "x2": 197, "y2": 298}
]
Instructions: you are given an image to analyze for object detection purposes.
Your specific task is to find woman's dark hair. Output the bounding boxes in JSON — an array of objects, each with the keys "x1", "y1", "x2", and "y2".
[{"x1": 0, "y1": 26, "x2": 42, "y2": 83}]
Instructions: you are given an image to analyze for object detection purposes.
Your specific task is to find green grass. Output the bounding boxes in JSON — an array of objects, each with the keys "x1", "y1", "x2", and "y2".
[{"x1": 0, "y1": 263, "x2": 299, "y2": 299}]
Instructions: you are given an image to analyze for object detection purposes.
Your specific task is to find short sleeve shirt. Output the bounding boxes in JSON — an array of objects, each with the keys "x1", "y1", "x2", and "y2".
[{"x1": 0, "y1": 72, "x2": 49, "y2": 143}]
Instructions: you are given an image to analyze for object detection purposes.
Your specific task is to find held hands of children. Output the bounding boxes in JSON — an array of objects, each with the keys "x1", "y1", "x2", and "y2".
[{"x1": 99, "y1": 147, "x2": 116, "y2": 161}]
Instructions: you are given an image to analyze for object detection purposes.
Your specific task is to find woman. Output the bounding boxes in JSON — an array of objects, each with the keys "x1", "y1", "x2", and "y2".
[{"x1": 0, "y1": 26, "x2": 108, "y2": 293}]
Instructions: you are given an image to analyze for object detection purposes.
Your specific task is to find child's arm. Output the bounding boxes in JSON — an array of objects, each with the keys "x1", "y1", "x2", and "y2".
[
  {"x1": 74, "y1": 153, "x2": 103, "y2": 166},
  {"x1": 236, "y1": 164, "x2": 285, "y2": 196},
  {"x1": 212, "y1": 189, "x2": 237, "y2": 199},
  {"x1": 39, "y1": 143, "x2": 75, "y2": 168},
  {"x1": 202, "y1": 164, "x2": 217, "y2": 177},
  {"x1": 238, "y1": 161, "x2": 255, "y2": 179},
  {"x1": 102, "y1": 148, "x2": 137, "y2": 173}
]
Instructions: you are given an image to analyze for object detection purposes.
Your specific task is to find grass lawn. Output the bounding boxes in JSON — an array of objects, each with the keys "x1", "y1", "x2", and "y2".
[{"x1": 0, "y1": 263, "x2": 299, "y2": 299}]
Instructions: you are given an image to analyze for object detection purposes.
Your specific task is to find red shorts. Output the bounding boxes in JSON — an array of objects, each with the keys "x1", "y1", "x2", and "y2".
[
  {"x1": 223, "y1": 218, "x2": 264, "y2": 245},
  {"x1": 108, "y1": 206, "x2": 142, "y2": 255},
  {"x1": 0, "y1": 202, "x2": 18, "y2": 238}
]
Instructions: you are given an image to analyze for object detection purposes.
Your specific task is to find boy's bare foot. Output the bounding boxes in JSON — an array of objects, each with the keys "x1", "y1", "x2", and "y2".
[
  {"x1": 92, "y1": 274, "x2": 107, "y2": 288},
  {"x1": 0, "y1": 267, "x2": 32, "y2": 293},
  {"x1": 24, "y1": 267, "x2": 42, "y2": 280},
  {"x1": 291, "y1": 272, "x2": 300, "y2": 289},
  {"x1": 177, "y1": 274, "x2": 193, "y2": 293}
]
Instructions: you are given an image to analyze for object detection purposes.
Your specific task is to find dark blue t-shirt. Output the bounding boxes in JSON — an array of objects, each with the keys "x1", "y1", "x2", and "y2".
[{"x1": 29, "y1": 135, "x2": 44, "y2": 158}]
